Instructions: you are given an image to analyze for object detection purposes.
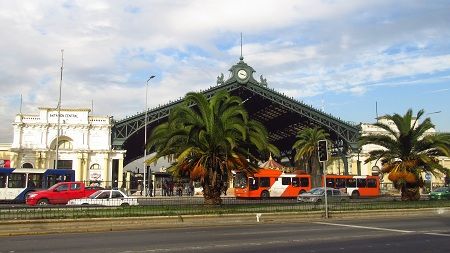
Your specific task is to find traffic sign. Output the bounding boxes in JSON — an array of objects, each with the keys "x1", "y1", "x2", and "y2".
[{"x1": 425, "y1": 172, "x2": 432, "y2": 181}]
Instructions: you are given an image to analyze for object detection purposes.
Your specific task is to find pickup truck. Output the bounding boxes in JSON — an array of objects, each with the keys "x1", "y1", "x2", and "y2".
[{"x1": 26, "y1": 182, "x2": 102, "y2": 206}]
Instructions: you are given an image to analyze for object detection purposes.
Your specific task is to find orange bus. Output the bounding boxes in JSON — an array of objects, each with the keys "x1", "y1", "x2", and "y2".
[
  {"x1": 234, "y1": 169, "x2": 311, "y2": 199},
  {"x1": 324, "y1": 174, "x2": 380, "y2": 198}
]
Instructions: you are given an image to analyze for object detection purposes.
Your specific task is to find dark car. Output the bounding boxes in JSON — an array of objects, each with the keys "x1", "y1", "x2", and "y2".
[
  {"x1": 297, "y1": 187, "x2": 350, "y2": 203},
  {"x1": 429, "y1": 187, "x2": 450, "y2": 200}
]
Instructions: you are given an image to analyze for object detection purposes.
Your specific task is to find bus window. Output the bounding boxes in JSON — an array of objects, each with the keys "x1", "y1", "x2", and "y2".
[
  {"x1": 46, "y1": 176, "x2": 57, "y2": 188},
  {"x1": 28, "y1": 173, "x2": 43, "y2": 188},
  {"x1": 357, "y1": 178, "x2": 367, "y2": 188},
  {"x1": 249, "y1": 177, "x2": 259, "y2": 190},
  {"x1": 260, "y1": 177, "x2": 270, "y2": 187},
  {"x1": 346, "y1": 178, "x2": 356, "y2": 187},
  {"x1": 292, "y1": 177, "x2": 299, "y2": 187},
  {"x1": 367, "y1": 178, "x2": 377, "y2": 188},
  {"x1": 8, "y1": 173, "x2": 26, "y2": 188},
  {"x1": 326, "y1": 178, "x2": 335, "y2": 188},
  {"x1": 0, "y1": 173, "x2": 6, "y2": 188},
  {"x1": 233, "y1": 173, "x2": 247, "y2": 188},
  {"x1": 282, "y1": 177, "x2": 291, "y2": 185},
  {"x1": 300, "y1": 177, "x2": 309, "y2": 187},
  {"x1": 335, "y1": 178, "x2": 346, "y2": 188}
]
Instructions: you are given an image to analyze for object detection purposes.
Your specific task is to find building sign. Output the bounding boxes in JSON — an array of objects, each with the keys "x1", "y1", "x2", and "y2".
[
  {"x1": 47, "y1": 110, "x2": 86, "y2": 124},
  {"x1": 0, "y1": 159, "x2": 11, "y2": 168}
]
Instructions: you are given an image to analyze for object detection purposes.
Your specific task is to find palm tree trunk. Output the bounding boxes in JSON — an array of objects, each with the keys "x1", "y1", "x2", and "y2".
[
  {"x1": 202, "y1": 169, "x2": 223, "y2": 205},
  {"x1": 400, "y1": 185, "x2": 421, "y2": 201},
  {"x1": 203, "y1": 184, "x2": 222, "y2": 205}
]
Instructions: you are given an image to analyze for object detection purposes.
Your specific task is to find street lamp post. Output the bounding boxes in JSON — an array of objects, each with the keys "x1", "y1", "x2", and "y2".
[{"x1": 144, "y1": 75, "x2": 155, "y2": 197}]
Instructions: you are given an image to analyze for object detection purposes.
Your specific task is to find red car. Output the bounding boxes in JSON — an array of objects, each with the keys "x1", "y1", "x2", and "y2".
[{"x1": 26, "y1": 181, "x2": 102, "y2": 205}]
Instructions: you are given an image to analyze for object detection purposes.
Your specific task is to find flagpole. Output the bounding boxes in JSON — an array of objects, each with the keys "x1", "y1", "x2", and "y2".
[{"x1": 55, "y1": 49, "x2": 64, "y2": 169}]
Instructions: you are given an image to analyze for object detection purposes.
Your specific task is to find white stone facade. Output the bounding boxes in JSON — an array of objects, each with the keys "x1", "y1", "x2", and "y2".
[{"x1": 8, "y1": 107, "x2": 125, "y2": 187}]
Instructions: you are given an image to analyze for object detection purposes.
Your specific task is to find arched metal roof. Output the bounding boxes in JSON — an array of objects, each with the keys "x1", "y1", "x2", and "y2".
[{"x1": 113, "y1": 58, "x2": 360, "y2": 165}]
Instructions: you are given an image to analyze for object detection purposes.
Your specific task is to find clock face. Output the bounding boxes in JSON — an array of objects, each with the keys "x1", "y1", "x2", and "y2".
[{"x1": 237, "y1": 69, "x2": 248, "y2": 80}]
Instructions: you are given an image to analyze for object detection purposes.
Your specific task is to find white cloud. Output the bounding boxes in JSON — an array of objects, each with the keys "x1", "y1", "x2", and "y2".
[{"x1": 0, "y1": 0, "x2": 450, "y2": 142}]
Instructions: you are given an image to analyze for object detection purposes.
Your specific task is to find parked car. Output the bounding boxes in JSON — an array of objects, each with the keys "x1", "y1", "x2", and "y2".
[
  {"x1": 26, "y1": 182, "x2": 102, "y2": 206},
  {"x1": 297, "y1": 187, "x2": 350, "y2": 203},
  {"x1": 67, "y1": 189, "x2": 138, "y2": 206},
  {"x1": 429, "y1": 187, "x2": 450, "y2": 200}
]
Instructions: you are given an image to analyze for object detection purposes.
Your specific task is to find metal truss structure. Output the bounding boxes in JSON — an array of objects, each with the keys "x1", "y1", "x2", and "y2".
[{"x1": 112, "y1": 58, "x2": 361, "y2": 166}]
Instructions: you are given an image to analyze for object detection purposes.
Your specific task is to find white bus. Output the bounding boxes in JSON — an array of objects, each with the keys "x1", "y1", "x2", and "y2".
[{"x1": 0, "y1": 168, "x2": 75, "y2": 202}]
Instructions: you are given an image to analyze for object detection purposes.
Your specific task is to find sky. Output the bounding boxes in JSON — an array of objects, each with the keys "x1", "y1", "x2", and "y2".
[{"x1": 1, "y1": 0, "x2": 449, "y2": 143}]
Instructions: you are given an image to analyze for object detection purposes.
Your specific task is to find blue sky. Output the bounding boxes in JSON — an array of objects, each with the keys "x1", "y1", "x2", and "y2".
[{"x1": 0, "y1": 0, "x2": 449, "y2": 142}]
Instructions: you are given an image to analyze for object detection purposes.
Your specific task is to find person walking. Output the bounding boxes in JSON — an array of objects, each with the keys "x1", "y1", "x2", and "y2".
[{"x1": 148, "y1": 180, "x2": 153, "y2": 197}]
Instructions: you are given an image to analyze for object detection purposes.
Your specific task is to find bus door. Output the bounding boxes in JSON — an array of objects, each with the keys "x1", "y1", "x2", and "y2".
[{"x1": 249, "y1": 177, "x2": 259, "y2": 191}]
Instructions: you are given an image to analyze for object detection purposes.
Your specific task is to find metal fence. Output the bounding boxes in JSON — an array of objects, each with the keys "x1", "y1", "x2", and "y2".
[{"x1": 1, "y1": 197, "x2": 449, "y2": 220}]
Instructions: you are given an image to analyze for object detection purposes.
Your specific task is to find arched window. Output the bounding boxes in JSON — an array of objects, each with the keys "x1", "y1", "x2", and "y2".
[
  {"x1": 51, "y1": 137, "x2": 73, "y2": 150},
  {"x1": 22, "y1": 162, "x2": 33, "y2": 168},
  {"x1": 90, "y1": 164, "x2": 101, "y2": 170},
  {"x1": 58, "y1": 140, "x2": 73, "y2": 150}
]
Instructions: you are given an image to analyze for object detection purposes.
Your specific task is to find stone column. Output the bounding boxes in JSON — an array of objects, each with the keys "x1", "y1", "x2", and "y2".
[
  {"x1": 118, "y1": 157, "x2": 124, "y2": 188},
  {"x1": 102, "y1": 154, "x2": 109, "y2": 188}
]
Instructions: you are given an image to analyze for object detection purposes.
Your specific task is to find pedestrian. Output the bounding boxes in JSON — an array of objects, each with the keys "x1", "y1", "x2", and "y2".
[
  {"x1": 169, "y1": 181, "x2": 174, "y2": 196},
  {"x1": 148, "y1": 180, "x2": 153, "y2": 197},
  {"x1": 162, "y1": 180, "x2": 168, "y2": 196},
  {"x1": 137, "y1": 182, "x2": 143, "y2": 196}
]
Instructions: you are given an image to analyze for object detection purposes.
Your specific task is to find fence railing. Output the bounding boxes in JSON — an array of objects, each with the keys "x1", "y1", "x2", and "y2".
[{"x1": 1, "y1": 198, "x2": 449, "y2": 220}]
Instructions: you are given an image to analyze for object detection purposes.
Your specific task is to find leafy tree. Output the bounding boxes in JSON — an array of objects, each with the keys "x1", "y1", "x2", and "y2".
[
  {"x1": 147, "y1": 90, "x2": 277, "y2": 204},
  {"x1": 359, "y1": 109, "x2": 450, "y2": 200},
  {"x1": 292, "y1": 127, "x2": 330, "y2": 187}
]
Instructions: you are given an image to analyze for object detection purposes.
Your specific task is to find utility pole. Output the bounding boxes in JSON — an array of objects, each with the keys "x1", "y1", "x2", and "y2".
[{"x1": 55, "y1": 49, "x2": 64, "y2": 169}]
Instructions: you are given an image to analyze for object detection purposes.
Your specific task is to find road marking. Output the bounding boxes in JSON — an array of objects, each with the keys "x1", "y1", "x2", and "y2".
[
  {"x1": 314, "y1": 222, "x2": 414, "y2": 233},
  {"x1": 424, "y1": 232, "x2": 450, "y2": 237}
]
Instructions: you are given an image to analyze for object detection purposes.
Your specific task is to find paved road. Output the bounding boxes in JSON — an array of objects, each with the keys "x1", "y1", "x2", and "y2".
[{"x1": 1, "y1": 215, "x2": 448, "y2": 253}]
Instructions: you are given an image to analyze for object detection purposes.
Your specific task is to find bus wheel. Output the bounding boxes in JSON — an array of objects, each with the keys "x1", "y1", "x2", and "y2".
[
  {"x1": 351, "y1": 191, "x2": 360, "y2": 199},
  {"x1": 120, "y1": 203, "x2": 130, "y2": 207},
  {"x1": 37, "y1": 199, "x2": 49, "y2": 205},
  {"x1": 260, "y1": 190, "x2": 270, "y2": 199}
]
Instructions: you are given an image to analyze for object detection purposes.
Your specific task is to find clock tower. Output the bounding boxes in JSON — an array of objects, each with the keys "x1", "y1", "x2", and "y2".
[{"x1": 225, "y1": 56, "x2": 258, "y2": 85}]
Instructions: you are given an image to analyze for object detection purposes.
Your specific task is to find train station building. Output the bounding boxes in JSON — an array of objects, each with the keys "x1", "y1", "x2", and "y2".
[
  {"x1": 1, "y1": 57, "x2": 449, "y2": 191},
  {"x1": 3, "y1": 107, "x2": 125, "y2": 188}
]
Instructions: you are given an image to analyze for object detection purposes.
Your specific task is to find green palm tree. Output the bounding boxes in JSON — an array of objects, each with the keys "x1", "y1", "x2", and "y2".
[
  {"x1": 359, "y1": 109, "x2": 450, "y2": 201},
  {"x1": 292, "y1": 127, "x2": 330, "y2": 187},
  {"x1": 147, "y1": 90, "x2": 275, "y2": 204}
]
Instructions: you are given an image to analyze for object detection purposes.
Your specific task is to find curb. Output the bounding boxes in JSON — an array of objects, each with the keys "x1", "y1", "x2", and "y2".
[{"x1": 1, "y1": 208, "x2": 448, "y2": 237}]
